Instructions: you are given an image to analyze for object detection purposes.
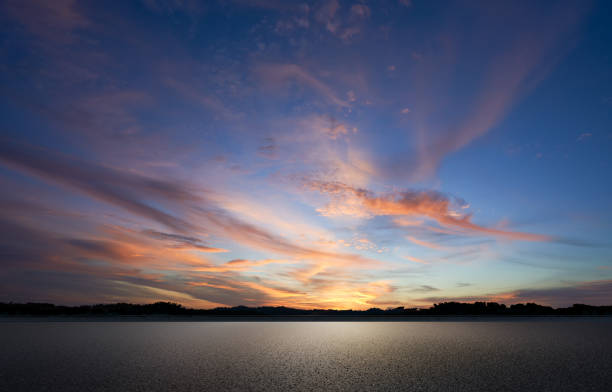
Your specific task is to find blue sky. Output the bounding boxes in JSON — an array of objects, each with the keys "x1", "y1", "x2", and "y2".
[{"x1": 0, "y1": 0, "x2": 611, "y2": 308}]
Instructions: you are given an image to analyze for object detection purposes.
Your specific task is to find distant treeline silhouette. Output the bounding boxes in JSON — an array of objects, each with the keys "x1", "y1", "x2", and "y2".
[{"x1": 1, "y1": 301, "x2": 611, "y2": 317}]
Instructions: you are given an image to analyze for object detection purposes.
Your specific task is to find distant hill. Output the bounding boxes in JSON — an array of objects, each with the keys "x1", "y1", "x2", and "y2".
[{"x1": 1, "y1": 301, "x2": 611, "y2": 317}]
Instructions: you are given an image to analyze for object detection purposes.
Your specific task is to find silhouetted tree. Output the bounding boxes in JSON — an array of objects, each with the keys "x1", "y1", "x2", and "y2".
[{"x1": 1, "y1": 301, "x2": 610, "y2": 317}]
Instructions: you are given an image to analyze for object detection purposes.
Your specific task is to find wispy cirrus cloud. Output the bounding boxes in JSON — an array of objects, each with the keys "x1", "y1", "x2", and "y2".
[
  {"x1": 0, "y1": 203, "x2": 333, "y2": 308},
  {"x1": 403, "y1": 255, "x2": 429, "y2": 264},
  {"x1": 255, "y1": 63, "x2": 350, "y2": 107},
  {"x1": 163, "y1": 77, "x2": 239, "y2": 120},
  {"x1": 389, "y1": 2, "x2": 590, "y2": 180},
  {"x1": 0, "y1": 141, "x2": 394, "y2": 308},
  {"x1": 0, "y1": 140, "x2": 198, "y2": 233},
  {"x1": 406, "y1": 236, "x2": 447, "y2": 251},
  {"x1": 141, "y1": 230, "x2": 227, "y2": 253},
  {"x1": 0, "y1": 141, "x2": 384, "y2": 266}
]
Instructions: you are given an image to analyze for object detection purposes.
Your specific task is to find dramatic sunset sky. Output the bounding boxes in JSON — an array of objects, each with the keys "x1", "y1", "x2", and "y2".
[{"x1": 1, "y1": 0, "x2": 611, "y2": 309}]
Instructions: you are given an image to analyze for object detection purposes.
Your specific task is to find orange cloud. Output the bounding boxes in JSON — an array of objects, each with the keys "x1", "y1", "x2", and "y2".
[
  {"x1": 202, "y1": 210, "x2": 383, "y2": 268},
  {"x1": 407, "y1": 236, "x2": 448, "y2": 250},
  {"x1": 193, "y1": 259, "x2": 297, "y2": 273},
  {"x1": 306, "y1": 180, "x2": 549, "y2": 241},
  {"x1": 240, "y1": 281, "x2": 303, "y2": 299},
  {"x1": 403, "y1": 255, "x2": 429, "y2": 264},
  {"x1": 187, "y1": 282, "x2": 242, "y2": 292}
]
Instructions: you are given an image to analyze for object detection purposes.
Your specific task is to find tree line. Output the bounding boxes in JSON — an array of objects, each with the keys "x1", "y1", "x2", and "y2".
[{"x1": 1, "y1": 301, "x2": 611, "y2": 316}]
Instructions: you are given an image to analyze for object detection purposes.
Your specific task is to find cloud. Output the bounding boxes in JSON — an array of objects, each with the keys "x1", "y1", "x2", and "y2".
[
  {"x1": 391, "y1": 2, "x2": 590, "y2": 180},
  {"x1": 315, "y1": 0, "x2": 340, "y2": 33},
  {"x1": 347, "y1": 90, "x2": 356, "y2": 102},
  {"x1": 255, "y1": 63, "x2": 350, "y2": 107},
  {"x1": 1, "y1": 1, "x2": 603, "y2": 311},
  {"x1": 141, "y1": 0, "x2": 205, "y2": 16},
  {"x1": 305, "y1": 180, "x2": 549, "y2": 241},
  {"x1": 202, "y1": 209, "x2": 381, "y2": 267},
  {"x1": 164, "y1": 77, "x2": 237, "y2": 119},
  {"x1": 230, "y1": 0, "x2": 306, "y2": 12},
  {"x1": 141, "y1": 230, "x2": 227, "y2": 253},
  {"x1": 0, "y1": 213, "x2": 207, "y2": 299},
  {"x1": 12, "y1": 87, "x2": 158, "y2": 158},
  {"x1": 240, "y1": 281, "x2": 304, "y2": 299},
  {"x1": 261, "y1": 114, "x2": 373, "y2": 187},
  {"x1": 0, "y1": 269, "x2": 205, "y2": 306},
  {"x1": 577, "y1": 132, "x2": 592, "y2": 142},
  {"x1": 411, "y1": 285, "x2": 440, "y2": 292},
  {"x1": 257, "y1": 137, "x2": 277, "y2": 158},
  {"x1": 0, "y1": 142, "x2": 387, "y2": 273},
  {"x1": 418, "y1": 280, "x2": 612, "y2": 308},
  {"x1": 504, "y1": 280, "x2": 612, "y2": 307},
  {"x1": 350, "y1": 4, "x2": 370, "y2": 19},
  {"x1": 328, "y1": 121, "x2": 353, "y2": 140},
  {"x1": 0, "y1": 140, "x2": 198, "y2": 233},
  {"x1": 193, "y1": 258, "x2": 295, "y2": 273},
  {"x1": 311, "y1": 0, "x2": 368, "y2": 42},
  {"x1": 2, "y1": 191, "x2": 601, "y2": 311},
  {"x1": 403, "y1": 255, "x2": 429, "y2": 264},
  {"x1": 407, "y1": 236, "x2": 446, "y2": 250},
  {"x1": 303, "y1": 115, "x2": 358, "y2": 141},
  {"x1": 3, "y1": 0, "x2": 89, "y2": 43},
  {"x1": 0, "y1": 205, "x2": 308, "y2": 308},
  {"x1": 187, "y1": 281, "x2": 242, "y2": 292},
  {"x1": 290, "y1": 279, "x2": 397, "y2": 309},
  {"x1": 339, "y1": 26, "x2": 361, "y2": 42}
]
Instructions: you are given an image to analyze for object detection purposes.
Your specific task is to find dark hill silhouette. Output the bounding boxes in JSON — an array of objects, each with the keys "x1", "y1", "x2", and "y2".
[{"x1": 1, "y1": 301, "x2": 611, "y2": 317}]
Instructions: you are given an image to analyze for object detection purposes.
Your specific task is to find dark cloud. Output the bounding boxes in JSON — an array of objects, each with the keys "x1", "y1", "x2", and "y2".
[
  {"x1": 0, "y1": 140, "x2": 198, "y2": 233},
  {"x1": 420, "y1": 280, "x2": 612, "y2": 308},
  {"x1": 411, "y1": 285, "x2": 440, "y2": 293},
  {"x1": 257, "y1": 137, "x2": 277, "y2": 158},
  {"x1": 0, "y1": 217, "x2": 56, "y2": 269},
  {"x1": 508, "y1": 281, "x2": 612, "y2": 307},
  {"x1": 141, "y1": 230, "x2": 226, "y2": 252},
  {"x1": 64, "y1": 238, "x2": 126, "y2": 259}
]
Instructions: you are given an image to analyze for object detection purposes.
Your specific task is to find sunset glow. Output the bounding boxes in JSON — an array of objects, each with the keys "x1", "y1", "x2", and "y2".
[{"x1": 1, "y1": 0, "x2": 611, "y2": 309}]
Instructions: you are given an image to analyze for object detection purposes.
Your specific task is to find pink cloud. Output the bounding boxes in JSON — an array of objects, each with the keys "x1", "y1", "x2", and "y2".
[
  {"x1": 403, "y1": 4, "x2": 589, "y2": 180},
  {"x1": 4, "y1": 0, "x2": 89, "y2": 43}
]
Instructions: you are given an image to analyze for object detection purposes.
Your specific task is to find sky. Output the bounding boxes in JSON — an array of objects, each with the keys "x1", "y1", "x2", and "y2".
[{"x1": 0, "y1": 0, "x2": 611, "y2": 309}]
